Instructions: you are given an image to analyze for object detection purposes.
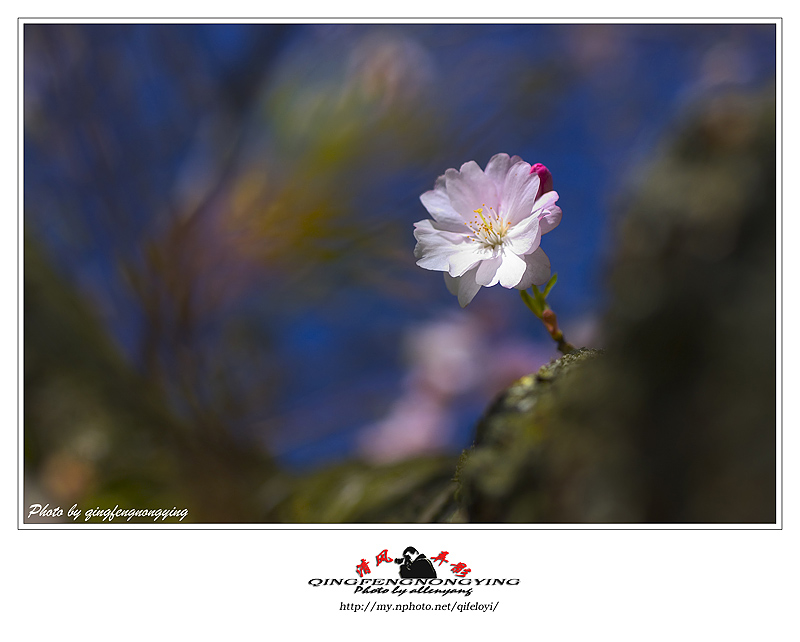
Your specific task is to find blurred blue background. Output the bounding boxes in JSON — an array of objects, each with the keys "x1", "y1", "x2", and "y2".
[{"x1": 24, "y1": 24, "x2": 776, "y2": 505}]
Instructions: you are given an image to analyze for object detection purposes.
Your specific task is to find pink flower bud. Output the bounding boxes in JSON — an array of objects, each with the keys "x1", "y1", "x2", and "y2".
[{"x1": 530, "y1": 163, "x2": 553, "y2": 200}]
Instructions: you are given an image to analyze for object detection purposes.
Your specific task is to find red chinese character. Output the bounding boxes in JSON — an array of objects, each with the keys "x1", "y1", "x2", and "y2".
[
  {"x1": 431, "y1": 551, "x2": 450, "y2": 566},
  {"x1": 356, "y1": 559, "x2": 371, "y2": 577},
  {"x1": 450, "y1": 562, "x2": 471, "y2": 578},
  {"x1": 376, "y1": 549, "x2": 393, "y2": 566}
]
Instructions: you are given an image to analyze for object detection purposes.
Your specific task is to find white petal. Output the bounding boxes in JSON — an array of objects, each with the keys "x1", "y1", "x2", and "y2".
[
  {"x1": 501, "y1": 161, "x2": 541, "y2": 226},
  {"x1": 420, "y1": 175, "x2": 469, "y2": 232},
  {"x1": 416, "y1": 255, "x2": 450, "y2": 271},
  {"x1": 445, "y1": 267, "x2": 482, "y2": 307},
  {"x1": 413, "y1": 219, "x2": 470, "y2": 271},
  {"x1": 533, "y1": 190, "x2": 559, "y2": 214},
  {"x1": 515, "y1": 248, "x2": 551, "y2": 289},
  {"x1": 415, "y1": 253, "x2": 453, "y2": 271},
  {"x1": 448, "y1": 246, "x2": 485, "y2": 277},
  {"x1": 475, "y1": 255, "x2": 503, "y2": 287},
  {"x1": 538, "y1": 205, "x2": 562, "y2": 235},
  {"x1": 496, "y1": 252, "x2": 528, "y2": 288},
  {"x1": 413, "y1": 218, "x2": 466, "y2": 243},
  {"x1": 445, "y1": 162, "x2": 498, "y2": 218},
  {"x1": 504, "y1": 212, "x2": 542, "y2": 256},
  {"x1": 485, "y1": 153, "x2": 520, "y2": 191},
  {"x1": 444, "y1": 271, "x2": 460, "y2": 296}
]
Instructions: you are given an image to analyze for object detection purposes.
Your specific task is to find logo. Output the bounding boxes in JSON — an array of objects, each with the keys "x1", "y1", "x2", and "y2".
[
  {"x1": 393, "y1": 546, "x2": 437, "y2": 578},
  {"x1": 356, "y1": 545, "x2": 470, "y2": 581},
  {"x1": 309, "y1": 543, "x2": 519, "y2": 605}
]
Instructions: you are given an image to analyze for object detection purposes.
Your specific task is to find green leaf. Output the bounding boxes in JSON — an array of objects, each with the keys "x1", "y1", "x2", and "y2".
[
  {"x1": 520, "y1": 289, "x2": 544, "y2": 317},
  {"x1": 542, "y1": 273, "x2": 558, "y2": 298},
  {"x1": 531, "y1": 283, "x2": 547, "y2": 307}
]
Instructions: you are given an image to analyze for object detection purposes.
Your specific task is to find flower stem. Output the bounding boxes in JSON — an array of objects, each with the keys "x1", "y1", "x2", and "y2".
[
  {"x1": 541, "y1": 309, "x2": 576, "y2": 354},
  {"x1": 520, "y1": 288, "x2": 576, "y2": 355}
]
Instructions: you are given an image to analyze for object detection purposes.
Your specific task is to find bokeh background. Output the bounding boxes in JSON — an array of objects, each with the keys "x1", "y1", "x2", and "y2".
[{"x1": 23, "y1": 23, "x2": 777, "y2": 522}]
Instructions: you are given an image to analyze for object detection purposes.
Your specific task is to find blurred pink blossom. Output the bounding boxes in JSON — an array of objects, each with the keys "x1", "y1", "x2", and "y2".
[{"x1": 358, "y1": 312, "x2": 558, "y2": 463}]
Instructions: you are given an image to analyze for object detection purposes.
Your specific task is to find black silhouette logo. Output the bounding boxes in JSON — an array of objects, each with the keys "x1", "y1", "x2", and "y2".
[{"x1": 393, "y1": 546, "x2": 437, "y2": 578}]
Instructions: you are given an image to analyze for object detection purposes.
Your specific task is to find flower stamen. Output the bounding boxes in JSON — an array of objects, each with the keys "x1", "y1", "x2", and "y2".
[{"x1": 465, "y1": 204, "x2": 506, "y2": 248}]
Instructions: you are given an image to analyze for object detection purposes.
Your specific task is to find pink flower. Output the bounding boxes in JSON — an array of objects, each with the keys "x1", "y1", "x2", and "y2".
[
  {"x1": 413, "y1": 153, "x2": 562, "y2": 307},
  {"x1": 530, "y1": 163, "x2": 553, "y2": 198}
]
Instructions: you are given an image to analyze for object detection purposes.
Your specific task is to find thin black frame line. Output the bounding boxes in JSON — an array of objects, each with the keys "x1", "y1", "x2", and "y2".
[
  {"x1": 16, "y1": 19, "x2": 783, "y2": 531},
  {"x1": 16, "y1": 17, "x2": 785, "y2": 20},
  {"x1": 17, "y1": 524, "x2": 783, "y2": 533},
  {"x1": 16, "y1": 19, "x2": 20, "y2": 536},
  {"x1": 779, "y1": 17, "x2": 784, "y2": 530}
]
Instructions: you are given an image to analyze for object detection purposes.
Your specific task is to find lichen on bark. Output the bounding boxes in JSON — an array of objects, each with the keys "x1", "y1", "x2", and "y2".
[{"x1": 451, "y1": 85, "x2": 776, "y2": 524}]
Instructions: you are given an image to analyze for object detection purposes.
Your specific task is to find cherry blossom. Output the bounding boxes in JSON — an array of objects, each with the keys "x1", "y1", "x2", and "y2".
[{"x1": 414, "y1": 153, "x2": 562, "y2": 307}]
